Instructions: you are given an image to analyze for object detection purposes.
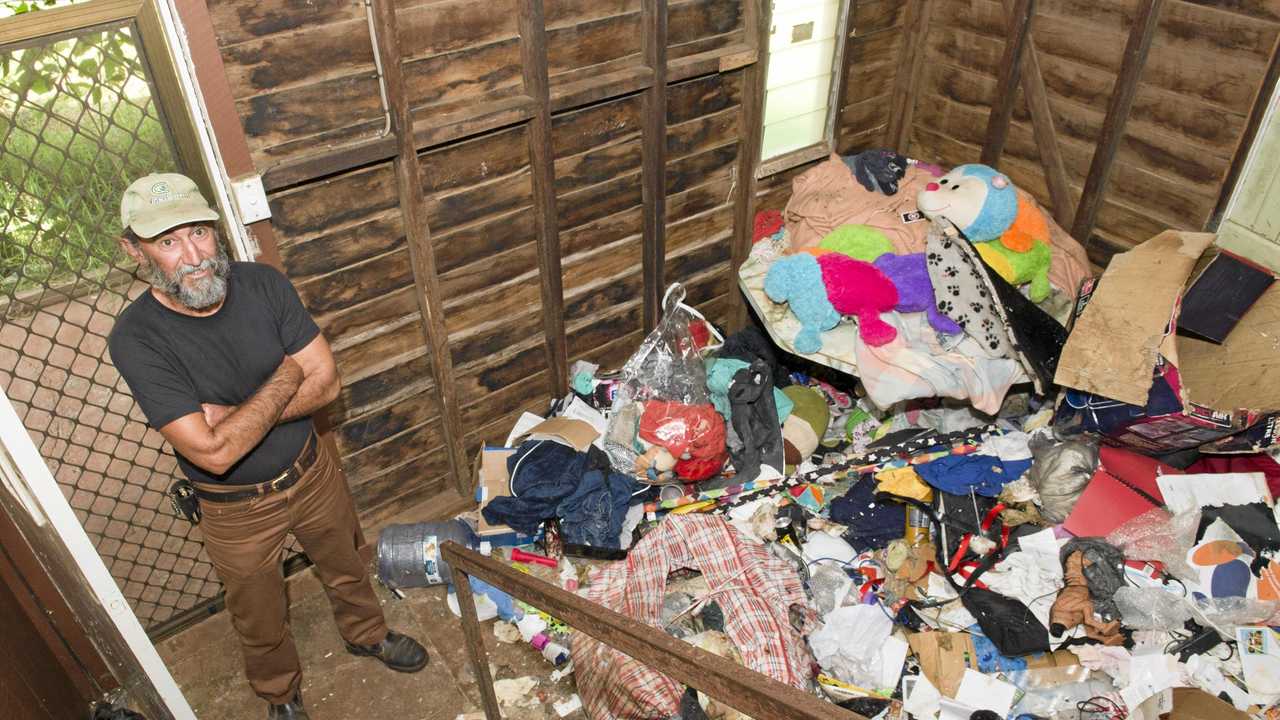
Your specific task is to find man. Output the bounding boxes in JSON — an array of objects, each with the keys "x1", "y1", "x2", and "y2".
[{"x1": 108, "y1": 174, "x2": 427, "y2": 720}]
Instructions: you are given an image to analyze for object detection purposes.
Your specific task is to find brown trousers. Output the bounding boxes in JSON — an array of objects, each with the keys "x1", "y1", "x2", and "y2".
[{"x1": 197, "y1": 437, "x2": 388, "y2": 704}]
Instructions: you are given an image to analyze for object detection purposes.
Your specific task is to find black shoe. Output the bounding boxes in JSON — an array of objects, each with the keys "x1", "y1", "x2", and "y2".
[
  {"x1": 267, "y1": 692, "x2": 309, "y2": 720},
  {"x1": 345, "y1": 630, "x2": 429, "y2": 673}
]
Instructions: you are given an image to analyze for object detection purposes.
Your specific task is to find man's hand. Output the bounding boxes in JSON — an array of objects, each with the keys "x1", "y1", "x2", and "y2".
[{"x1": 201, "y1": 403, "x2": 237, "y2": 428}]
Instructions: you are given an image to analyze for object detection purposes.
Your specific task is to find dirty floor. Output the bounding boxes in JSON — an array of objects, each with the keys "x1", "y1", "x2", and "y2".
[{"x1": 158, "y1": 566, "x2": 586, "y2": 720}]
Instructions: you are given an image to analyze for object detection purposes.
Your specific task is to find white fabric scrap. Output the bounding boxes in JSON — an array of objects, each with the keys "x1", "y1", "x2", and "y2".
[
  {"x1": 978, "y1": 431, "x2": 1033, "y2": 462},
  {"x1": 1157, "y1": 472, "x2": 1272, "y2": 514},
  {"x1": 809, "y1": 604, "x2": 894, "y2": 688},
  {"x1": 955, "y1": 669, "x2": 1018, "y2": 716},
  {"x1": 902, "y1": 673, "x2": 942, "y2": 720}
]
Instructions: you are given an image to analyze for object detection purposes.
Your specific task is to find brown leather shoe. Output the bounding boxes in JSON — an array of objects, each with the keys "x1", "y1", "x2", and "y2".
[
  {"x1": 266, "y1": 692, "x2": 309, "y2": 720},
  {"x1": 345, "y1": 630, "x2": 429, "y2": 673}
]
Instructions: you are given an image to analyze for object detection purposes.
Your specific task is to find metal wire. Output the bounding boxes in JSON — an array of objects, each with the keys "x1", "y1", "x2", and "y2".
[{"x1": 0, "y1": 21, "x2": 303, "y2": 639}]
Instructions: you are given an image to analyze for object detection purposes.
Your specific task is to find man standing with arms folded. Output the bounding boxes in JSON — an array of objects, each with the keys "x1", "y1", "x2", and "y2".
[{"x1": 108, "y1": 173, "x2": 427, "y2": 720}]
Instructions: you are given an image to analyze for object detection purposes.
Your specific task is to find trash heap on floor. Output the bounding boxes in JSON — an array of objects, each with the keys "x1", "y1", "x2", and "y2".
[{"x1": 380, "y1": 151, "x2": 1280, "y2": 720}]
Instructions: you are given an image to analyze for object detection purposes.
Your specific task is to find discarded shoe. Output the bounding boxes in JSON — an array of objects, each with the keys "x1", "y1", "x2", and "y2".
[
  {"x1": 266, "y1": 692, "x2": 309, "y2": 720},
  {"x1": 345, "y1": 630, "x2": 429, "y2": 673}
]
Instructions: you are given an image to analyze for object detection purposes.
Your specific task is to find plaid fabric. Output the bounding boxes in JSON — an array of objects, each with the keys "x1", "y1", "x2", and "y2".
[{"x1": 571, "y1": 515, "x2": 817, "y2": 719}]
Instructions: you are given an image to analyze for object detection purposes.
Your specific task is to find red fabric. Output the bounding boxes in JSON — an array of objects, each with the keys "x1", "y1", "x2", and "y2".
[
  {"x1": 753, "y1": 209, "x2": 784, "y2": 242},
  {"x1": 673, "y1": 453, "x2": 725, "y2": 481},
  {"x1": 688, "y1": 318, "x2": 711, "y2": 349},
  {"x1": 638, "y1": 401, "x2": 726, "y2": 462},
  {"x1": 1188, "y1": 454, "x2": 1280, "y2": 499},
  {"x1": 571, "y1": 516, "x2": 817, "y2": 719}
]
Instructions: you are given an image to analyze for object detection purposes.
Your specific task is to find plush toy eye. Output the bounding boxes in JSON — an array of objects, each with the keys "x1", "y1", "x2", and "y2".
[
  {"x1": 939, "y1": 179, "x2": 949, "y2": 185},
  {"x1": 951, "y1": 185, "x2": 959, "y2": 191}
]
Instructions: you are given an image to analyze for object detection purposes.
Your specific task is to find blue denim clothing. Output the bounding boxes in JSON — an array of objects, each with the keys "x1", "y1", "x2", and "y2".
[{"x1": 556, "y1": 468, "x2": 638, "y2": 549}]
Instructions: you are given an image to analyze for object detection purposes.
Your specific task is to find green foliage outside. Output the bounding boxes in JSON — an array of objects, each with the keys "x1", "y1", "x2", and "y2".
[{"x1": 1, "y1": 0, "x2": 176, "y2": 298}]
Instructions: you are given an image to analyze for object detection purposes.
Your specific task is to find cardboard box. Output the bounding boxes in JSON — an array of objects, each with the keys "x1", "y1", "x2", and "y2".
[{"x1": 1054, "y1": 231, "x2": 1280, "y2": 454}]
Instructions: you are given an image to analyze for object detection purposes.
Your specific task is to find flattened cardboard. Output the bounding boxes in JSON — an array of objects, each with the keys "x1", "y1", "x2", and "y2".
[
  {"x1": 1178, "y1": 279, "x2": 1280, "y2": 413},
  {"x1": 907, "y1": 631, "x2": 976, "y2": 698},
  {"x1": 519, "y1": 417, "x2": 599, "y2": 452},
  {"x1": 1055, "y1": 230, "x2": 1280, "y2": 415},
  {"x1": 1055, "y1": 231, "x2": 1214, "y2": 407},
  {"x1": 475, "y1": 447, "x2": 517, "y2": 537},
  {"x1": 1168, "y1": 687, "x2": 1248, "y2": 720}
]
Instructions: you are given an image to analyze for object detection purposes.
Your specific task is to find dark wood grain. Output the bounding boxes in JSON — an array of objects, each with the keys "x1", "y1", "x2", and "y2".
[
  {"x1": 980, "y1": 0, "x2": 1034, "y2": 167},
  {"x1": 884, "y1": 0, "x2": 930, "y2": 152},
  {"x1": 1070, "y1": 0, "x2": 1165, "y2": 243},
  {"x1": 640, "y1": 0, "x2": 669, "y2": 331}
]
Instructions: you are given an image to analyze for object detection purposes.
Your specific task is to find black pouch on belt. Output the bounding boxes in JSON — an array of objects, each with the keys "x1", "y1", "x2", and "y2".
[{"x1": 168, "y1": 479, "x2": 202, "y2": 524}]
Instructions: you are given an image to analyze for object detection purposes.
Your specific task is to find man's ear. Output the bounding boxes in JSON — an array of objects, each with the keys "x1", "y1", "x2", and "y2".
[{"x1": 118, "y1": 236, "x2": 146, "y2": 266}]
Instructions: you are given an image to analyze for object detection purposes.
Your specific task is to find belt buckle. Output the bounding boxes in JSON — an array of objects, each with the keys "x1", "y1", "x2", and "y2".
[{"x1": 267, "y1": 470, "x2": 290, "y2": 494}]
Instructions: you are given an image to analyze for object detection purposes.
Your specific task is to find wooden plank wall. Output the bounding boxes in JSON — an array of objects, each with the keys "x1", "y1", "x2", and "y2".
[
  {"x1": 834, "y1": 0, "x2": 1280, "y2": 267},
  {"x1": 203, "y1": 0, "x2": 755, "y2": 525}
]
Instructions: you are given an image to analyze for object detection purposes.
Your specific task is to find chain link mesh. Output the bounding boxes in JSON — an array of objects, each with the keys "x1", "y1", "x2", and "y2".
[{"x1": 1, "y1": 21, "x2": 302, "y2": 638}]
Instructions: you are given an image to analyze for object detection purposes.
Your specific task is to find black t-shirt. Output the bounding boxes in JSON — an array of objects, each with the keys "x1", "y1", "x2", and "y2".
[{"x1": 108, "y1": 262, "x2": 321, "y2": 485}]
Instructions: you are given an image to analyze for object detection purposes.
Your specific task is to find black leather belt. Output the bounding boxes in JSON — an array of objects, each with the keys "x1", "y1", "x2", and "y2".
[{"x1": 192, "y1": 433, "x2": 319, "y2": 503}]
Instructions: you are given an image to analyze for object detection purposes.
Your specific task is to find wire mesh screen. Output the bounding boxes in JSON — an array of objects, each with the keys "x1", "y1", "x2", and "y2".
[{"x1": 0, "y1": 20, "x2": 301, "y2": 637}]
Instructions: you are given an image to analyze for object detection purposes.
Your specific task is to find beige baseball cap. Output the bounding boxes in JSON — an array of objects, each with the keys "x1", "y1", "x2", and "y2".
[{"x1": 120, "y1": 173, "x2": 220, "y2": 239}]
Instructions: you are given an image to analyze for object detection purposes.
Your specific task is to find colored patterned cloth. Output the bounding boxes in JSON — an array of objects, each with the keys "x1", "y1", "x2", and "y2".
[{"x1": 571, "y1": 516, "x2": 818, "y2": 718}]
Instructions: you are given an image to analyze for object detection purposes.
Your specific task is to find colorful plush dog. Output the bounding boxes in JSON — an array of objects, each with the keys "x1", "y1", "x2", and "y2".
[
  {"x1": 764, "y1": 254, "x2": 841, "y2": 353},
  {"x1": 873, "y1": 252, "x2": 962, "y2": 335},
  {"x1": 975, "y1": 239, "x2": 1052, "y2": 303},
  {"x1": 764, "y1": 252, "x2": 900, "y2": 351}
]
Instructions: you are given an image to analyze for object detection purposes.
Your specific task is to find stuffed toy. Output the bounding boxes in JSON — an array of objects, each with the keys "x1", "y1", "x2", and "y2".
[
  {"x1": 872, "y1": 252, "x2": 962, "y2": 335},
  {"x1": 816, "y1": 252, "x2": 898, "y2": 346},
  {"x1": 842, "y1": 149, "x2": 909, "y2": 195},
  {"x1": 974, "y1": 238, "x2": 1052, "y2": 303},
  {"x1": 781, "y1": 385, "x2": 829, "y2": 466},
  {"x1": 764, "y1": 254, "x2": 842, "y2": 353},
  {"x1": 817, "y1": 224, "x2": 894, "y2": 262},
  {"x1": 916, "y1": 164, "x2": 1050, "y2": 253}
]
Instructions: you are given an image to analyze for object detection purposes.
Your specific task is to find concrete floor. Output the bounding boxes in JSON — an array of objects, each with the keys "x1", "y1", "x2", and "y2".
[{"x1": 158, "y1": 566, "x2": 586, "y2": 720}]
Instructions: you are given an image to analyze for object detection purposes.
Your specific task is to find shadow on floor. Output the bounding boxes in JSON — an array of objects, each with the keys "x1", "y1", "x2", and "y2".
[{"x1": 158, "y1": 565, "x2": 585, "y2": 719}]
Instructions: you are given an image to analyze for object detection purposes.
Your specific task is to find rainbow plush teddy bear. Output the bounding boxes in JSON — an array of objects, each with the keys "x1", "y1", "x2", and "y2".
[{"x1": 916, "y1": 163, "x2": 1053, "y2": 301}]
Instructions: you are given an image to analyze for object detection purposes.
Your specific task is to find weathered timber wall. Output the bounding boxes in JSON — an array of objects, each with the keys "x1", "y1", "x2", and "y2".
[
  {"x1": 203, "y1": 0, "x2": 755, "y2": 525},
  {"x1": 835, "y1": 0, "x2": 1280, "y2": 266}
]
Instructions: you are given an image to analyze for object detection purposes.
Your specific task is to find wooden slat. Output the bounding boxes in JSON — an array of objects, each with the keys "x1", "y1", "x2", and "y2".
[
  {"x1": 884, "y1": 0, "x2": 931, "y2": 152},
  {"x1": 1209, "y1": 32, "x2": 1280, "y2": 230},
  {"x1": 396, "y1": 0, "x2": 518, "y2": 61},
  {"x1": 401, "y1": 37, "x2": 525, "y2": 110},
  {"x1": 517, "y1": 0, "x2": 568, "y2": 396},
  {"x1": 980, "y1": 0, "x2": 1035, "y2": 167},
  {"x1": 549, "y1": 65, "x2": 653, "y2": 112},
  {"x1": 545, "y1": 10, "x2": 641, "y2": 75},
  {"x1": 667, "y1": 0, "x2": 742, "y2": 46},
  {"x1": 640, "y1": 0, "x2": 668, "y2": 331},
  {"x1": 0, "y1": 0, "x2": 139, "y2": 45},
  {"x1": 730, "y1": 0, "x2": 767, "y2": 330},
  {"x1": 1070, "y1": 0, "x2": 1164, "y2": 243},
  {"x1": 443, "y1": 544, "x2": 860, "y2": 720},
  {"x1": 369, "y1": 0, "x2": 469, "y2": 495},
  {"x1": 1002, "y1": 0, "x2": 1073, "y2": 224}
]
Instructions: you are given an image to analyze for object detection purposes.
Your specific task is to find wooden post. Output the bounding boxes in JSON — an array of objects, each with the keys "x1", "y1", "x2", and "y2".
[
  {"x1": 1070, "y1": 0, "x2": 1164, "y2": 244},
  {"x1": 640, "y1": 0, "x2": 669, "y2": 332},
  {"x1": 980, "y1": 0, "x2": 1035, "y2": 168},
  {"x1": 1001, "y1": 0, "x2": 1073, "y2": 226},
  {"x1": 885, "y1": 0, "x2": 932, "y2": 153},
  {"x1": 517, "y1": 0, "x2": 568, "y2": 397},
  {"x1": 728, "y1": 0, "x2": 771, "y2": 330},
  {"x1": 452, "y1": 570, "x2": 501, "y2": 720},
  {"x1": 368, "y1": 0, "x2": 470, "y2": 495}
]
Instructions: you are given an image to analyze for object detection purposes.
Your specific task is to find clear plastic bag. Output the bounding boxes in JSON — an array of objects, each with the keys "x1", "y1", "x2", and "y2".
[
  {"x1": 603, "y1": 284, "x2": 723, "y2": 477},
  {"x1": 1114, "y1": 586, "x2": 1194, "y2": 630},
  {"x1": 1107, "y1": 507, "x2": 1200, "y2": 582}
]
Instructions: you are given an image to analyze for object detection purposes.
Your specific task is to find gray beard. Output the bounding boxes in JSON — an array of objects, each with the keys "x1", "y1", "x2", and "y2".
[{"x1": 148, "y1": 246, "x2": 231, "y2": 310}]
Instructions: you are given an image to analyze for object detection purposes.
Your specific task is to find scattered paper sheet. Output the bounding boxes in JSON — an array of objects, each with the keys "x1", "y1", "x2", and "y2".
[
  {"x1": 1237, "y1": 626, "x2": 1280, "y2": 704},
  {"x1": 505, "y1": 412, "x2": 545, "y2": 447},
  {"x1": 1120, "y1": 653, "x2": 1179, "y2": 711},
  {"x1": 877, "y1": 635, "x2": 910, "y2": 690},
  {"x1": 902, "y1": 673, "x2": 942, "y2": 720},
  {"x1": 955, "y1": 669, "x2": 1018, "y2": 716},
  {"x1": 560, "y1": 396, "x2": 608, "y2": 449},
  {"x1": 1018, "y1": 527, "x2": 1065, "y2": 582},
  {"x1": 1157, "y1": 472, "x2": 1272, "y2": 514}
]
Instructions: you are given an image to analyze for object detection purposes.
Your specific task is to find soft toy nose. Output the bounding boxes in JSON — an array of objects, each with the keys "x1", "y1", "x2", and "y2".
[{"x1": 925, "y1": 182, "x2": 940, "y2": 192}]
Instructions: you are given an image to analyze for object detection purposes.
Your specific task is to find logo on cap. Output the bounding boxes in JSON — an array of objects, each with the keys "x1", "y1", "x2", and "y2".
[{"x1": 150, "y1": 181, "x2": 169, "y2": 196}]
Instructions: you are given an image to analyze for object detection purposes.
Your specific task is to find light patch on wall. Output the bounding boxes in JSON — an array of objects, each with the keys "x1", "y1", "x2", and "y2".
[{"x1": 792, "y1": 21, "x2": 815, "y2": 43}]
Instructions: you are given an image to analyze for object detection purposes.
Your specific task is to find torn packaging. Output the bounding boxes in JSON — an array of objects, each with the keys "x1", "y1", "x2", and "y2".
[{"x1": 1054, "y1": 231, "x2": 1280, "y2": 453}]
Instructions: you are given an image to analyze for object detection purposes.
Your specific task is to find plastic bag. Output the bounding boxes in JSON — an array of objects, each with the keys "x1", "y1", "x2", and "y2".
[
  {"x1": 603, "y1": 284, "x2": 725, "y2": 479},
  {"x1": 1026, "y1": 435, "x2": 1098, "y2": 523},
  {"x1": 1107, "y1": 507, "x2": 1200, "y2": 582},
  {"x1": 1114, "y1": 586, "x2": 1194, "y2": 630}
]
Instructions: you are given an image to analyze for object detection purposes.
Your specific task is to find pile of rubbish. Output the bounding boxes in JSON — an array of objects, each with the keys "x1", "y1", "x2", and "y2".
[{"x1": 380, "y1": 152, "x2": 1280, "y2": 720}]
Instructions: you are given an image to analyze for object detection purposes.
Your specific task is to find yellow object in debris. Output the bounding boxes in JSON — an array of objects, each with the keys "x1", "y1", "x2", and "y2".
[
  {"x1": 874, "y1": 466, "x2": 933, "y2": 503},
  {"x1": 669, "y1": 500, "x2": 716, "y2": 514}
]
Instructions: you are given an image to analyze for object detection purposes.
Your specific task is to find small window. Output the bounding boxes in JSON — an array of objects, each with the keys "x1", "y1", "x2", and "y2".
[{"x1": 760, "y1": 0, "x2": 848, "y2": 168}]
